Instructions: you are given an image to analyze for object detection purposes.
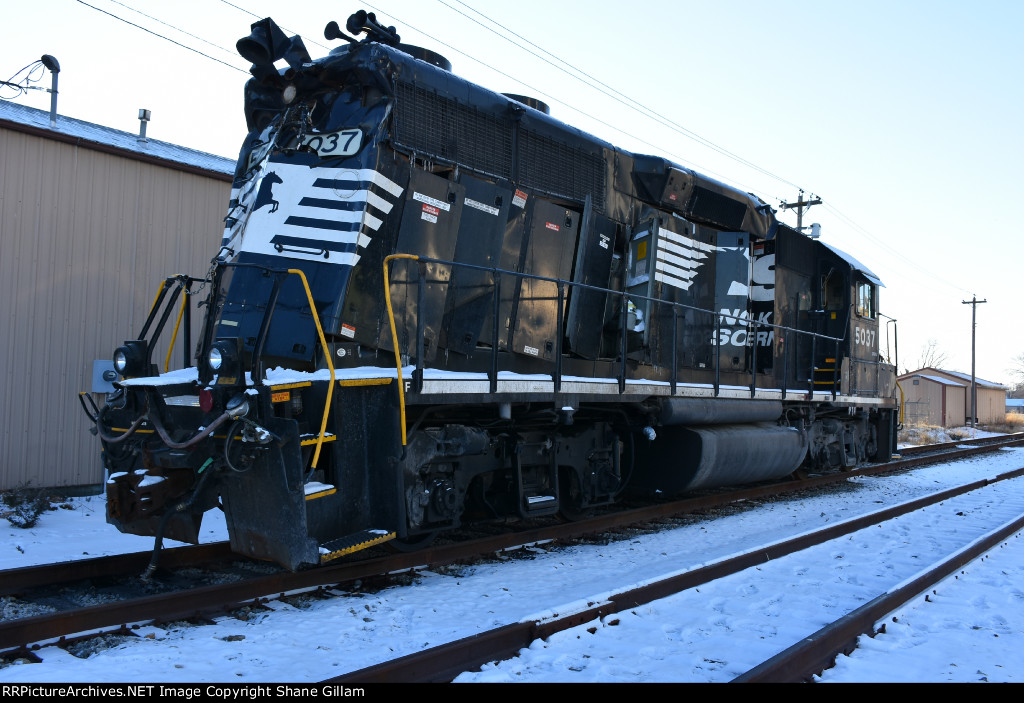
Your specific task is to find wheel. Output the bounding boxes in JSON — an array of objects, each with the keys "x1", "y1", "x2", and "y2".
[{"x1": 557, "y1": 470, "x2": 592, "y2": 522}]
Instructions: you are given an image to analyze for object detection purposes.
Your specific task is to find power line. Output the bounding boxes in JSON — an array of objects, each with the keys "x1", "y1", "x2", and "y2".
[
  {"x1": 74, "y1": 0, "x2": 988, "y2": 307},
  {"x1": 822, "y1": 202, "x2": 974, "y2": 297},
  {"x1": 445, "y1": 0, "x2": 803, "y2": 193},
  {"x1": 108, "y1": 0, "x2": 239, "y2": 59},
  {"x1": 75, "y1": 0, "x2": 249, "y2": 74},
  {"x1": 360, "y1": 1, "x2": 776, "y2": 199},
  {"x1": 217, "y1": 0, "x2": 332, "y2": 54}
]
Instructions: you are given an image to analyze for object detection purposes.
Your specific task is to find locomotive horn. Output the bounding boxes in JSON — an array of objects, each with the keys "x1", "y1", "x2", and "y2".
[
  {"x1": 346, "y1": 10, "x2": 400, "y2": 44},
  {"x1": 324, "y1": 21, "x2": 357, "y2": 44},
  {"x1": 237, "y1": 17, "x2": 289, "y2": 66}
]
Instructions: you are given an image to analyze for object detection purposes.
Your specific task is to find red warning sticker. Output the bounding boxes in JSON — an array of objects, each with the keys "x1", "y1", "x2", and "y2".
[{"x1": 545, "y1": 222, "x2": 560, "y2": 232}]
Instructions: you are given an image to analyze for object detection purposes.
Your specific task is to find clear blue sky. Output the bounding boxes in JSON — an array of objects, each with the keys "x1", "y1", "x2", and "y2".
[{"x1": 5, "y1": 0, "x2": 1022, "y2": 383}]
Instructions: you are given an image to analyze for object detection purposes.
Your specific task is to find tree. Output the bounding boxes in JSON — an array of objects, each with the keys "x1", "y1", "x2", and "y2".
[
  {"x1": 911, "y1": 338, "x2": 948, "y2": 373},
  {"x1": 1009, "y1": 352, "x2": 1024, "y2": 398}
]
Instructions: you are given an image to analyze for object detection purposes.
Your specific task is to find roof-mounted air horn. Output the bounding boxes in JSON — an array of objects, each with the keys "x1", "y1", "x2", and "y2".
[{"x1": 345, "y1": 10, "x2": 400, "y2": 45}]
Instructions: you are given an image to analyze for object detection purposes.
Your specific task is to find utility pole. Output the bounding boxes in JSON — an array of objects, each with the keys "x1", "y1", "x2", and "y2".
[
  {"x1": 779, "y1": 189, "x2": 822, "y2": 231},
  {"x1": 961, "y1": 295, "x2": 987, "y2": 428}
]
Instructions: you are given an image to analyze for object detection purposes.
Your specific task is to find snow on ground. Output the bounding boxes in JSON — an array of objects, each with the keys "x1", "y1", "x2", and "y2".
[{"x1": 1, "y1": 437, "x2": 1023, "y2": 682}]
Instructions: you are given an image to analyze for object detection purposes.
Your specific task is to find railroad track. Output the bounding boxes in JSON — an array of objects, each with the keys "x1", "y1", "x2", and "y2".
[
  {"x1": 327, "y1": 463, "x2": 1024, "y2": 682},
  {"x1": 3, "y1": 434, "x2": 1023, "y2": 668}
]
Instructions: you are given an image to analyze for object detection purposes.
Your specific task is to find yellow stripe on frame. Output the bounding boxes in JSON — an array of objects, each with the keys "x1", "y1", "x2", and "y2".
[
  {"x1": 337, "y1": 377, "x2": 393, "y2": 387},
  {"x1": 268, "y1": 381, "x2": 312, "y2": 391}
]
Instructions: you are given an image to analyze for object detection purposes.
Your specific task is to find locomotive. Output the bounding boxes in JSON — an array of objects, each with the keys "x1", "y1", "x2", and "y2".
[{"x1": 88, "y1": 11, "x2": 899, "y2": 570}]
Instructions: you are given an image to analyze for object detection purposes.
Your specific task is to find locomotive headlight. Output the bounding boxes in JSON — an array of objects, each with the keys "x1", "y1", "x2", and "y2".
[
  {"x1": 208, "y1": 347, "x2": 224, "y2": 371},
  {"x1": 113, "y1": 348, "x2": 129, "y2": 374},
  {"x1": 207, "y1": 339, "x2": 240, "y2": 377},
  {"x1": 112, "y1": 340, "x2": 149, "y2": 377}
]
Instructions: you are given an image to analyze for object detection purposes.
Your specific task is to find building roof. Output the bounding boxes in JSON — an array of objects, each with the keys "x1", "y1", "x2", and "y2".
[
  {"x1": 0, "y1": 99, "x2": 234, "y2": 176},
  {"x1": 905, "y1": 374, "x2": 966, "y2": 387},
  {"x1": 1007, "y1": 399, "x2": 1024, "y2": 408},
  {"x1": 898, "y1": 367, "x2": 1008, "y2": 390}
]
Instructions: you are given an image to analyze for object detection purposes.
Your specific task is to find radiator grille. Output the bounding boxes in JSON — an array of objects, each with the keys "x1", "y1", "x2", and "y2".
[
  {"x1": 393, "y1": 82, "x2": 513, "y2": 180},
  {"x1": 393, "y1": 81, "x2": 606, "y2": 210},
  {"x1": 517, "y1": 130, "x2": 605, "y2": 211},
  {"x1": 685, "y1": 186, "x2": 747, "y2": 231}
]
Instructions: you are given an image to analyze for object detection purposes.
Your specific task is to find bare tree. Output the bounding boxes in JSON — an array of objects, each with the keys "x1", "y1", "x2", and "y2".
[
  {"x1": 1009, "y1": 352, "x2": 1024, "y2": 398},
  {"x1": 914, "y1": 338, "x2": 948, "y2": 372}
]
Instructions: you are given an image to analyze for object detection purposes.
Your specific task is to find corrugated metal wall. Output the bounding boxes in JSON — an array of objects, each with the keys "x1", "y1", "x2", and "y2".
[{"x1": 0, "y1": 127, "x2": 230, "y2": 491}]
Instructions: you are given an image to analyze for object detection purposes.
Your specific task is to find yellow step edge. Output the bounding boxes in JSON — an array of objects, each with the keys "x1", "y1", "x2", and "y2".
[
  {"x1": 320, "y1": 531, "x2": 396, "y2": 563},
  {"x1": 301, "y1": 435, "x2": 336, "y2": 446},
  {"x1": 305, "y1": 487, "x2": 337, "y2": 501}
]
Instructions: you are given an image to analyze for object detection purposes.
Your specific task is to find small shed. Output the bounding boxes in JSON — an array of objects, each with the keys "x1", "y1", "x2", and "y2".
[
  {"x1": 898, "y1": 373, "x2": 966, "y2": 427},
  {"x1": 898, "y1": 368, "x2": 1008, "y2": 426}
]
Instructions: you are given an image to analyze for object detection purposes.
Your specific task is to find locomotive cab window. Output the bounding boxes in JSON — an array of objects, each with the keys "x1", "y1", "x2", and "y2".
[
  {"x1": 855, "y1": 279, "x2": 876, "y2": 319},
  {"x1": 821, "y1": 268, "x2": 845, "y2": 311}
]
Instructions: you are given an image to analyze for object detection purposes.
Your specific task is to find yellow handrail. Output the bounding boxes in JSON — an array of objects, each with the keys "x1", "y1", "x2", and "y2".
[
  {"x1": 147, "y1": 279, "x2": 169, "y2": 317},
  {"x1": 895, "y1": 378, "x2": 905, "y2": 425},
  {"x1": 382, "y1": 253, "x2": 419, "y2": 446},
  {"x1": 287, "y1": 268, "x2": 335, "y2": 469},
  {"x1": 163, "y1": 291, "x2": 188, "y2": 373}
]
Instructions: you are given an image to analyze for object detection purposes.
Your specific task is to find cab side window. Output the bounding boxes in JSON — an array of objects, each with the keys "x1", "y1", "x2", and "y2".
[
  {"x1": 856, "y1": 280, "x2": 875, "y2": 319},
  {"x1": 822, "y1": 269, "x2": 845, "y2": 311}
]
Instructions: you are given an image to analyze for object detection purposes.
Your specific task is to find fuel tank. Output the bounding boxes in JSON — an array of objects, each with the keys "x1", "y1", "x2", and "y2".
[{"x1": 630, "y1": 422, "x2": 807, "y2": 495}]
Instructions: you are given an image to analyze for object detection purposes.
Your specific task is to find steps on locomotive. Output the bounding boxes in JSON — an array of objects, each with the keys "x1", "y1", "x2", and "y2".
[
  {"x1": 304, "y1": 481, "x2": 337, "y2": 500},
  {"x1": 813, "y1": 358, "x2": 840, "y2": 389},
  {"x1": 301, "y1": 481, "x2": 397, "y2": 562},
  {"x1": 319, "y1": 529, "x2": 396, "y2": 563}
]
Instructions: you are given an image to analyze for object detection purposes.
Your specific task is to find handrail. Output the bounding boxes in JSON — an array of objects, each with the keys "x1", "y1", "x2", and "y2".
[
  {"x1": 163, "y1": 287, "x2": 189, "y2": 373},
  {"x1": 381, "y1": 253, "x2": 858, "y2": 396},
  {"x1": 286, "y1": 268, "x2": 335, "y2": 469},
  {"x1": 383, "y1": 253, "x2": 419, "y2": 446},
  {"x1": 135, "y1": 274, "x2": 201, "y2": 375},
  {"x1": 136, "y1": 262, "x2": 337, "y2": 469}
]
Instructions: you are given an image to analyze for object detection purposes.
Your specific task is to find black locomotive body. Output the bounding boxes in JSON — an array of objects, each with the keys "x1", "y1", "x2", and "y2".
[{"x1": 93, "y1": 12, "x2": 898, "y2": 569}]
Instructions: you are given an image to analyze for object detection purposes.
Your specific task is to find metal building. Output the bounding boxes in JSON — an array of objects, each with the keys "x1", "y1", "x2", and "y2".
[
  {"x1": 0, "y1": 100, "x2": 233, "y2": 492},
  {"x1": 898, "y1": 367, "x2": 1008, "y2": 427}
]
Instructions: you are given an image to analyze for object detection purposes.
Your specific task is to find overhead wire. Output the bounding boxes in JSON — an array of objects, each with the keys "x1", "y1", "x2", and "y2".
[
  {"x1": 822, "y1": 203, "x2": 974, "y2": 296},
  {"x1": 74, "y1": 0, "x2": 249, "y2": 74},
  {"x1": 107, "y1": 0, "x2": 240, "y2": 60},
  {"x1": 444, "y1": 0, "x2": 802, "y2": 193},
  {"x1": 78, "y1": 0, "x2": 974, "y2": 300}
]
